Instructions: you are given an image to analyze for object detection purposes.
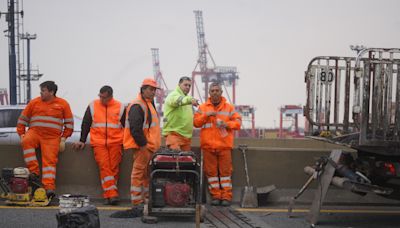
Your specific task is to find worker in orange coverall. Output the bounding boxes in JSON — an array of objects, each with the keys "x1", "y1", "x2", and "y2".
[
  {"x1": 194, "y1": 82, "x2": 241, "y2": 207},
  {"x1": 17, "y1": 81, "x2": 74, "y2": 198},
  {"x1": 73, "y1": 85, "x2": 125, "y2": 205},
  {"x1": 123, "y1": 78, "x2": 161, "y2": 208}
]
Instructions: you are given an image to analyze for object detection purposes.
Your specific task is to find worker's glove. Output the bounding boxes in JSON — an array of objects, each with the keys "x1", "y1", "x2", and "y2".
[{"x1": 59, "y1": 137, "x2": 66, "y2": 152}]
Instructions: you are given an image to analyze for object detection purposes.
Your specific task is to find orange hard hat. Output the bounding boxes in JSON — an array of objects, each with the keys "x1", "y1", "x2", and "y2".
[{"x1": 141, "y1": 78, "x2": 160, "y2": 89}]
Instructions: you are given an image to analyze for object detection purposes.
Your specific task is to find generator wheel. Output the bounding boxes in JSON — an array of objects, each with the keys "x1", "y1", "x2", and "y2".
[{"x1": 141, "y1": 215, "x2": 158, "y2": 224}]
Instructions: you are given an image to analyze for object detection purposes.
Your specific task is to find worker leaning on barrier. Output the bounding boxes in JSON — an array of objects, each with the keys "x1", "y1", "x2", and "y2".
[
  {"x1": 72, "y1": 86, "x2": 125, "y2": 205},
  {"x1": 162, "y1": 76, "x2": 198, "y2": 151},
  {"x1": 16, "y1": 81, "x2": 74, "y2": 198},
  {"x1": 194, "y1": 82, "x2": 241, "y2": 207},
  {"x1": 123, "y1": 78, "x2": 161, "y2": 207}
]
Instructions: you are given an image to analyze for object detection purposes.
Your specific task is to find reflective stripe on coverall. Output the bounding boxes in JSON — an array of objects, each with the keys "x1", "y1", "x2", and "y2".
[
  {"x1": 89, "y1": 99, "x2": 124, "y2": 199},
  {"x1": 17, "y1": 97, "x2": 74, "y2": 190},
  {"x1": 123, "y1": 94, "x2": 161, "y2": 205},
  {"x1": 193, "y1": 96, "x2": 241, "y2": 201}
]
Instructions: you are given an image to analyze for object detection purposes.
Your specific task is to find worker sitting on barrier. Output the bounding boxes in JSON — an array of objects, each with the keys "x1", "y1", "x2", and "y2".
[
  {"x1": 17, "y1": 81, "x2": 74, "y2": 199},
  {"x1": 194, "y1": 82, "x2": 242, "y2": 206},
  {"x1": 73, "y1": 86, "x2": 125, "y2": 205}
]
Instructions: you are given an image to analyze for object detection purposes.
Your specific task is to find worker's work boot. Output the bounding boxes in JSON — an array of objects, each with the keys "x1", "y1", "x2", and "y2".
[
  {"x1": 109, "y1": 197, "x2": 119, "y2": 205},
  {"x1": 211, "y1": 199, "x2": 220, "y2": 206},
  {"x1": 221, "y1": 200, "x2": 231, "y2": 207},
  {"x1": 104, "y1": 198, "x2": 111, "y2": 205},
  {"x1": 110, "y1": 203, "x2": 144, "y2": 218}
]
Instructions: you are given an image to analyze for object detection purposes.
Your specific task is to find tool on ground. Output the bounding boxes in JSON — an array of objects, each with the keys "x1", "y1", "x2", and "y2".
[
  {"x1": 56, "y1": 194, "x2": 100, "y2": 228},
  {"x1": 288, "y1": 150, "x2": 393, "y2": 225},
  {"x1": 287, "y1": 158, "x2": 323, "y2": 217},
  {"x1": 239, "y1": 144, "x2": 258, "y2": 208},
  {"x1": 0, "y1": 167, "x2": 52, "y2": 206},
  {"x1": 142, "y1": 148, "x2": 205, "y2": 224}
]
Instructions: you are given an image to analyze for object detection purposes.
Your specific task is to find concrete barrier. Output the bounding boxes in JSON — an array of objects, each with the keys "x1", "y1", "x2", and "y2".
[{"x1": 0, "y1": 138, "x2": 357, "y2": 202}]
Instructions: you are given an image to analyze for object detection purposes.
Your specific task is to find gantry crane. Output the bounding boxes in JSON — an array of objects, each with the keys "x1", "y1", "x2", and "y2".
[
  {"x1": 279, "y1": 105, "x2": 303, "y2": 138},
  {"x1": 192, "y1": 10, "x2": 256, "y2": 137},
  {"x1": 0, "y1": 89, "x2": 9, "y2": 105},
  {"x1": 191, "y1": 10, "x2": 238, "y2": 103},
  {"x1": 151, "y1": 48, "x2": 169, "y2": 116}
]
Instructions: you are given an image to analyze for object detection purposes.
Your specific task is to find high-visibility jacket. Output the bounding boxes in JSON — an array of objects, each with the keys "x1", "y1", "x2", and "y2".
[
  {"x1": 89, "y1": 98, "x2": 125, "y2": 146},
  {"x1": 162, "y1": 86, "x2": 195, "y2": 139},
  {"x1": 123, "y1": 94, "x2": 161, "y2": 152},
  {"x1": 194, "y1": 97, "x2": 241, "y2": 150},
  {"x1": 17, "y1": 97, "x2": 74, "y2": 138}
]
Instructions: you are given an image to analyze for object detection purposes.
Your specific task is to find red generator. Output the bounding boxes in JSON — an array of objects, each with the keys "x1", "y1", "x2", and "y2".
[{"x1": 143, "y1": 148, "x2": 204, "y2": 224}]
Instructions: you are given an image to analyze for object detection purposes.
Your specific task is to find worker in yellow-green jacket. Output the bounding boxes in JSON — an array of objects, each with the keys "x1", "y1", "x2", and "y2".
[{"x1": 162, "y1": 76, "x2": 199, "y2": 151}]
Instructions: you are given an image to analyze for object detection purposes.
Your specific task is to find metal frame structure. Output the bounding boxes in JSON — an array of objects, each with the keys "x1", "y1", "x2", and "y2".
[
  {"x1": 191, "y1": 10, "x2": 256, "y2": 137},
  {"x1": 191, "y1": 10, "x2": 239, "y2": 104},
  {"x1": 1, "y1": 0, "x2": 21, "y2": 104},
  {"x1": 0, "y1": 89, "x2": 9, "y2": 105},
  {"x1": 279, "y1": 105, "x2": 303, "y2": 138},
  {"x1": 151, "y1": 48, "x2": 168, "y2": 116},
  {"x1": 1, "y1": 0, "x2": 42, "y2": 104},
  {"x1": 304, "y1": 48, "x2": 400, "y2": 155}
]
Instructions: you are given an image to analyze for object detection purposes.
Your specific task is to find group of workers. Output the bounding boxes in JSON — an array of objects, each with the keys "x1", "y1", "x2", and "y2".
[{"x1": 16, "y1": 76, "x2": 242, "y2": 208}]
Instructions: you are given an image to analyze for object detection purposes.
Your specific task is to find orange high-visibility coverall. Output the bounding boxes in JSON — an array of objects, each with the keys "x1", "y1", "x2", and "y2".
[
  {"x1": 89, "y1": 99, "x2": 125, "y2": 199},
  {"x1": 123, "y1": 94, "x2": 161, "y2": 205},
  {"x1": 194, "y1": 96, "x2": 241, "y2": 201},
  {"x1": 165, "y1": 132, "x2": 191, "y2": 151},
  {"x1": 17, "y1": 97, "x2": 74, "y2": 191}
]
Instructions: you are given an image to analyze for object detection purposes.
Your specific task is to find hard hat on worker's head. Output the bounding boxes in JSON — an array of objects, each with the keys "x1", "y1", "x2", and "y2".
[{"x1": 141, "y1": 78, "x2": 160, "y2": 89}]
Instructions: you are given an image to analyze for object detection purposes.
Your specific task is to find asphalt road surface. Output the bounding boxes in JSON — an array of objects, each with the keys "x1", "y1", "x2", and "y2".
[{"x1": 1, "y1": 204, "x2": 400, "y2": 228}]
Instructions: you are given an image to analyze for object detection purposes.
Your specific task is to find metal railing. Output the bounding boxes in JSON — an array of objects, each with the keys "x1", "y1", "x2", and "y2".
[{"x1": 304, "y1": 48, "x2": 400, "y2": 154}]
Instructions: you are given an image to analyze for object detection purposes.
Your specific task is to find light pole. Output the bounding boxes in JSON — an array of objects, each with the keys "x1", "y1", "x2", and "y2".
[
  {"x1": 0, "y1": 0, "x2": 24, "y2": 105},
  {"x1": 20, "y1": 32, "x2": 37, "y2": 102}
]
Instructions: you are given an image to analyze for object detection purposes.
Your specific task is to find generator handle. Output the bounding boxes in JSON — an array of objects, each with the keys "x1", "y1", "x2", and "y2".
[
  {"x1": 0, "y1": 177, "x2": 10, "y2": 196},
  {"x1": 199, "y1": 149, "x2": 204, "y2": 203}
]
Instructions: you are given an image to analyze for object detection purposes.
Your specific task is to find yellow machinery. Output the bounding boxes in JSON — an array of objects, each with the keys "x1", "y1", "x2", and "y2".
[{"x1": 0, "y1": 167, "x2": 52, "y2": 206}]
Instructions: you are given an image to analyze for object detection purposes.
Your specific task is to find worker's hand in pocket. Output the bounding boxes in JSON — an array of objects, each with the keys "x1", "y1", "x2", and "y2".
[
  {"x1": 59, "y1": 137, "x2": 66, "y2": 152},
  {"x1": 72, "y1": 141, "x2": 85, "y2": 150}
]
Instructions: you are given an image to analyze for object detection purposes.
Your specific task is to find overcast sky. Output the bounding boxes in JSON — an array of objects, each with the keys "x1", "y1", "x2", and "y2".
[{"x1": 1, "y1": 0, "x2": 400, "y2": 128}]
